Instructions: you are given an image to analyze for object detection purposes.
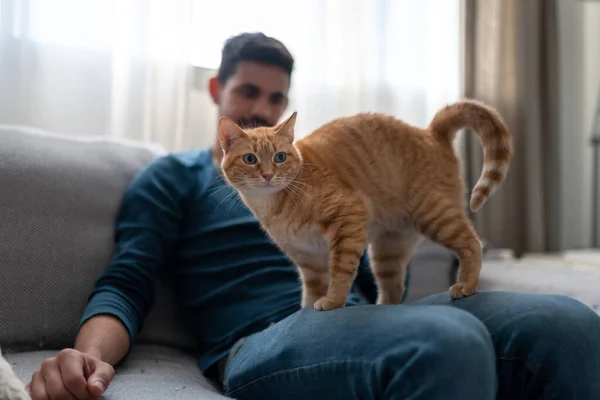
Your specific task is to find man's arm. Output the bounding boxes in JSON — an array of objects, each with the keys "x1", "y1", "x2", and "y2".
[
  {"x1": 77, "y1": 154, "x2": 194, "y2": 357},
  {"x1": 27, "y1": 154, "x2": 194, "y2": 400},
  {"x1": 74, "y1": 315, "x2": 130, "y2": 365}
]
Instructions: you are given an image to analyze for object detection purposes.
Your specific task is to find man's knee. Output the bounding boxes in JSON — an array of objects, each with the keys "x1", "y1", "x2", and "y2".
[
  {"x1": 499, "y1": 294, "x2": 600, "y2": 398},
  {"x1": 386, "y1": 306, "x2": 497, "y2": 399},
  {"x1": 512, "y1": 294, "x2": 600, "y2": 344},
  {"x1": 516, "y1": 294, "x2": 600, "y2": 359},
  {"x1": 544, "y1": 294, "x2": 598, "y2": 327}
]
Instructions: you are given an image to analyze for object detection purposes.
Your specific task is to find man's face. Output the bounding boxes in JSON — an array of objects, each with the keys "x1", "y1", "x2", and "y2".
[{"x1": 211, "y1": 61, "x2": 290, "y2": 128}]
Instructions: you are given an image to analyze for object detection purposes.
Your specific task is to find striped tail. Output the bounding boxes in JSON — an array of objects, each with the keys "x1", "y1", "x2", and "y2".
[{"x1": 428, "y1": 98, "x2": 513, "y2": 212}]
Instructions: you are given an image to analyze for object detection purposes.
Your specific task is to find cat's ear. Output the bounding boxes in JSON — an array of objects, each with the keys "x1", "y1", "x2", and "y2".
[
  {"x1": 218, "y1": 117, "x2": 247, "y2": 153},
  {"x1": 275, "y1": 112, "x2": 297, "y2": 143}
]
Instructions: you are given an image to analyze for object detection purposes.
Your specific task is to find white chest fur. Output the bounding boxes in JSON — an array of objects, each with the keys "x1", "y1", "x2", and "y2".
[
  {"x1": 242, "y1": 193, "x2": 330, "y2": 266},
  {"x1": 271, "y1": 223, "x2": 330, "y2": 269}
]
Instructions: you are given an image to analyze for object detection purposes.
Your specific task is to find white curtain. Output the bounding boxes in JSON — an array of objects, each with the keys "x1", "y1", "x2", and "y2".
[{"x1": 0, "y1": 0, "x2": 460, "y2": 151}]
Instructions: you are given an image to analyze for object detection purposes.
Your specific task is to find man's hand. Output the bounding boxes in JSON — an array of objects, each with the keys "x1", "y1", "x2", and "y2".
[
  {"x1": 26, "y1": 315, "x2": 130, "y2": 400},
  {"x1": 26, "y1": 348, "x2": 115, "y2": 400}
]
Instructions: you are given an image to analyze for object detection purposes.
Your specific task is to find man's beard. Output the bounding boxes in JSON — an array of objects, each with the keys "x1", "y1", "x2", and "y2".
[{"x1": 237, "y1": 116, "x2": 271, "y2": 129}]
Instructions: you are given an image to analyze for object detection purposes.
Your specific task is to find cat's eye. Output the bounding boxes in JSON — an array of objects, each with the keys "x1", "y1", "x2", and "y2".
[
  {"x1": 242, "y1": 153, "x2": 257, "y2": 165},
  {"x1": 273, "y1": 152, "x2": 287, "y2": 163}
]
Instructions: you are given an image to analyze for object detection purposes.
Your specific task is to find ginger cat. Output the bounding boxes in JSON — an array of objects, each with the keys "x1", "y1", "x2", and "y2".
[{"x1": 217, "y1": 99, "x2": 513, "y2": 311}]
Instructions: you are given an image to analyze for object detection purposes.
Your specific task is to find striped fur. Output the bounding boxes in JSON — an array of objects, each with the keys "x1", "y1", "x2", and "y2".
[
  {"x1": 429, "y1": 99, "x2": 513, "y2": 211},
  {"x1": 217, "y1": 99, "x2": 513, "y2": 310}
]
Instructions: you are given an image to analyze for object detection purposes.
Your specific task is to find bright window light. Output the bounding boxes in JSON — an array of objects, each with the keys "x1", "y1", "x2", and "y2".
[
  {"x1": 189, "y1": 0, "x2": 311, "y2": 69},
  {"x1": 26, "y1": 0, "x2": 115, "y2": 51}
]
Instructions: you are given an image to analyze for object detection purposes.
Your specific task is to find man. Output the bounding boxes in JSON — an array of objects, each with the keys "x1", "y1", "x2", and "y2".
[{"x1": 27, "y1": 32, "x2": 600, "y2": 400}]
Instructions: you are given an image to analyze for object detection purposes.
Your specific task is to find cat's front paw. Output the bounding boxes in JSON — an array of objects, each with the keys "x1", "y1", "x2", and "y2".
[
  {"x1": 314, "y1": 296, "x2": 345, "y2": 311},
  {"x1": 449, "y1": 282, "x2": 477, "y2": 299}
]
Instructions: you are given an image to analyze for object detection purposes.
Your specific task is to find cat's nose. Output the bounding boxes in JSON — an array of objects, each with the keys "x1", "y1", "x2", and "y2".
[{"x1": 262, "y1": 173, "x2": 273, "y2": 181}]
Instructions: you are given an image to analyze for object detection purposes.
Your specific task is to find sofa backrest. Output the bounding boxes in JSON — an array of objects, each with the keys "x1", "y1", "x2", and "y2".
[{"x1": 0, "y1": 126, "x2": 197, "y2": 352}]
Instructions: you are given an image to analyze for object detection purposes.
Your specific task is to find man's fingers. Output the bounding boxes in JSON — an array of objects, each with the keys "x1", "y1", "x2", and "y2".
[
  {"x1": 27, "y1": 350, "x2": 109, "y2": 400},
  {"x1": 58, "y1": 353, "x2": 90, "y2": 399},
  {"x1": 86, "y1": 359, "x2": 114, "y2": 396},
  {"x1": 28, "y1": 370, "x2": 49, "y2": 400},
  {"x1": 41, "y1": 358, "x2": 77, "y2": 400}
]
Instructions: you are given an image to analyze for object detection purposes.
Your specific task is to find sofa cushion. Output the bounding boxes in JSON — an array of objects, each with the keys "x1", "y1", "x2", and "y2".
[
  {"x1": 0, "y1": 125, "x2": 196, "y2": 352},
  {"x1": 405, "y1": 239, "x2": 458, "y2": 303},
  {"x1": 4, "y1": 344, "x2": 231, "y2": 400}
]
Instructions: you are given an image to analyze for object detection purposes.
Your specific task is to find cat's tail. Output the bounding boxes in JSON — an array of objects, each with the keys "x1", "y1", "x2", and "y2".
[{"x1": 428, "y1": 98, "x2": 513, "y2": 212}]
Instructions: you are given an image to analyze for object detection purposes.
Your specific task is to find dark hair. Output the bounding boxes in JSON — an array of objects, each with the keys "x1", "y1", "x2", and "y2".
[{"x1": 217, "y1": 32, "x2": 294, "y2": 84}]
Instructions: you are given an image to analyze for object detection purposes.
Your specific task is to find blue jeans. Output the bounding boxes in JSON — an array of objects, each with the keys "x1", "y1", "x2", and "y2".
[{"x1": 223, "y1": 291, "x2": 600, "y2": 399}]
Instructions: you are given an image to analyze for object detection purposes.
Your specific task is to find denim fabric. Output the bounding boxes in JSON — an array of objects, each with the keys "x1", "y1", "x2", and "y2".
[{"x1": 224, "y1": 291, "x2": 600, "y2": 399}]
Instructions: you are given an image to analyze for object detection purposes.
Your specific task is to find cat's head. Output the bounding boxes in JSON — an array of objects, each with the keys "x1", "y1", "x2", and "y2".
[{"x1": 217, "y1": 112, "x2": 302, "y2": 195}]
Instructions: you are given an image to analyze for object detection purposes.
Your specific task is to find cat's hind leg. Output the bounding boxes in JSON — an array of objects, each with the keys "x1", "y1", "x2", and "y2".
[
  {"x1": 411, "y1": 197, "x2": 482, "y2": 299},
  {"x1": 369, "y1": 229, "x2": 421, "y2": 305}
]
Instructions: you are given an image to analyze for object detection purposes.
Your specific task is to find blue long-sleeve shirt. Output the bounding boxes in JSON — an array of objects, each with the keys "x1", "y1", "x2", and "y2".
[{"x1": 80, "y1": 148, "x2": 375, "y2": 377}]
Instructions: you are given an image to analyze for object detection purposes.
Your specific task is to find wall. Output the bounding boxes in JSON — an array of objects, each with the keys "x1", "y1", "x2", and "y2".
[{"x1": 558, "y1": 0, "x2": 600, "y2": 250}]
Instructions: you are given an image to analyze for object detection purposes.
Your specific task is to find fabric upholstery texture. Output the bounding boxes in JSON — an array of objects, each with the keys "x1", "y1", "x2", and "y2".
[
  {"x1": 0, "y1": 125, "x2": 196, "y2": 352},
  {"x1": 4, "y1": 345, "x2": 231, "y2": 400}
]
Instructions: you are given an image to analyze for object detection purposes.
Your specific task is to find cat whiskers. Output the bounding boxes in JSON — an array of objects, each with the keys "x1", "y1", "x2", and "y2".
[
  {"x1": 290, "y1": 181, "x2": 311, "y2": 198},
  {"x1": 284, "y1": 179, "x2": 313, "y2": 200},
  {"x1": 287, "y1": 179, "x2": 312, "y2": 189},
  {"x1": 279, "y1": 178, "x2": 310, "y2": 208},
  {"x1": 207, "y1": 169, "x2": 240, "y2": 198},
  {"x1": 213, "y1": 180, "x2": 247, "y2": 213},
  {"x1": 213, "y1": 189, "x2": 239, "y2": 212},
  {"x1": 284, "y1": 186, "x2": 302, "y2": 208},
  {"x1": 225, "y1": 184, "x2": 248, "y2": 216},
  {"x1": 280, "y1": 182, "x2": 301, "y2": 209},
  {"x1": 208, "y1": 182, "x2": 233, "y2": 198}
]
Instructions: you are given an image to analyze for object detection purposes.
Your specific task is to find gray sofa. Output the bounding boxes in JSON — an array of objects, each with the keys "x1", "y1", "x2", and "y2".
[{"x1": 0, "y1": 125, "x2": 456, "y2": 399}]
